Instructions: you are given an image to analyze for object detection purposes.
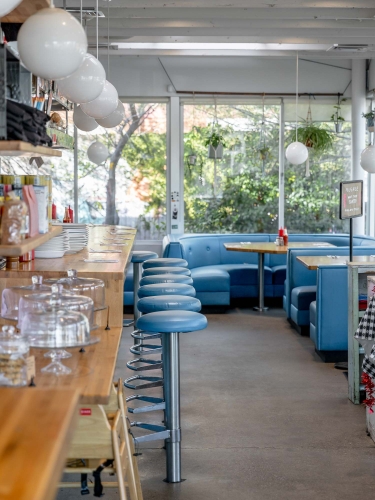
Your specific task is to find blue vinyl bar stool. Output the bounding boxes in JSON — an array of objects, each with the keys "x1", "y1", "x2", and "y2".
[
  {"x1": 143, "y1": 266, "x2": 191, "y2": 277},
  {"x1": 126, "y1": 295, "x2": 201, "y2": 415},
  {"x1": 124, "y1": 251, "x2": 158, "y2": 327},
  {"x1": 125, "y1": 283, "x2": 196, "y2": 390},
  {"x1": 139, "y1": 274, "x2": 194, "y2": 287},
  {"x1": 134, "y1": 310, "x2": 207, "y2": 483},
  {"x1": 142, "y1": 258, "x2": 188, "y2": 270}
]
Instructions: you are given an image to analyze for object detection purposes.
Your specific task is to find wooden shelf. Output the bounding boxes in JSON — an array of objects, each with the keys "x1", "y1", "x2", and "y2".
[
  {"x1": 0, "y1": 225, "x2": 62, "y2": 256},
  {"x1": 2, "y1": 0, "x2": 50, "y2": 23},
  {"x1": 0, "y1": 141, "x2": 62, "y2": 158}
]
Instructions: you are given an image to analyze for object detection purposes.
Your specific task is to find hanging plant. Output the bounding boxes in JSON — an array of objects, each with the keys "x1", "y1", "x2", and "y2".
[
  {"x1": 257, "y1": 145, "x2": 271, "y2": 161},
  {"x1": 331, "y1": 98, "x2": 346, "y2": 133},
  {"x1": 296, "y1": 122, "x2": 334, "y2": 154},
  {"x1": 362, "y1": 111, "x2": 375, "y2": 132},
  {"x1": 204, "y1": 131, "x2": 227, "y2": 159}
]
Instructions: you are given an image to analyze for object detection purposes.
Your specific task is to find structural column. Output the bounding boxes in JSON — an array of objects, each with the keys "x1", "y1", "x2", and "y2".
[
  {"x1": 351, "y1": 59, "x2": 366, "y2": 235},
  {"x1": 167, "y1": 97, "x2": 184, "y2": 235}
]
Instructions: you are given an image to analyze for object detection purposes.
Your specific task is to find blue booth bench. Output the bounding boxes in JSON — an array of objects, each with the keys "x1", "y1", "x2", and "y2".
[{"x1": 158, "y1": 233, "x2": 375, "y2": 306}]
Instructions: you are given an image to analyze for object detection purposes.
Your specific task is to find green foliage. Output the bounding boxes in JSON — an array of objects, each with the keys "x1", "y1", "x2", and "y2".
[
  {"x1": 331, "y1": 99, "x2": 346, "y2": 123},
  {"x1": 204, "y1": 131, "x2": 227, "y2": 149},
  {"x1": 296, "y1": 123, "x2": 334, "y2": 153},
  {"x1": 362, "y1": 111, "x2": 375, "y2": 120}
]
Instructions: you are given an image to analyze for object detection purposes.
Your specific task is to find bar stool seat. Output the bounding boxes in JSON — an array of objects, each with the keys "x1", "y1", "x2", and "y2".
[
  {"x1": 137, "y1": 310, "x2": 207, "y2": 333},
  {"x1": 137, "y1": 295, "x2": 201, "y2": 313},
  {"x1": 143, "y1": 258, "x2": 188, "y2": 269},
  {"x1": 138, "y1": 283, "x2": 196, "y2": 299},
  {"x1": 143, "y1": 267, "x2": 191, "y2": 277},
  {"x1": 139, "y1": 274, "x2": 193, "y2": 287},
  {"x1": 131, "y1": 251, "x2": 158, "y2": 263}
]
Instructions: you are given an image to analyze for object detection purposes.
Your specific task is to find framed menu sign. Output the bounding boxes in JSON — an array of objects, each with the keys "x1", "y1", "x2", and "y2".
[{"x1": 340, "y1": 180, "x2": 363, "y2": 220}]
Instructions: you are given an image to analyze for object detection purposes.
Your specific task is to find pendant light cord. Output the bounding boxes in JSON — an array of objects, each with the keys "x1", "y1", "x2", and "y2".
[
  {"x1": 96, "y1": 0, "x2": 99, "y2": 60},
  {"x1": 80, "y1": 0, "x2": 82, "y2": 26},
  {"x1": 296, "y1": 52, "x2": 299, "y2": 142},
  {"x1": 107, "y1": 3, "x2": 110, "y2": 79}
]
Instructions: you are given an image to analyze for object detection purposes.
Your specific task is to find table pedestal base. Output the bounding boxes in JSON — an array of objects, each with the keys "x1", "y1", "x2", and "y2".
[{"x1": 253, "y1": 306, "x2": 269, "y2": 312}]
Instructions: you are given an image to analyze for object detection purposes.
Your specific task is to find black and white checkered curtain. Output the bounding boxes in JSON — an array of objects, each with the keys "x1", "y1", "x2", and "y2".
[{"x1": 355, "y1": 295, "x2": 375, "y2": 379}]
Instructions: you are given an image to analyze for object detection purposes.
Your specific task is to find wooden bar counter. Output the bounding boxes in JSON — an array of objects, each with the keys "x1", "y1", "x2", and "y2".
[
  {"x1": 0, "y1": 387, "x2": 79, "y2": 500},
  {"x1": 0, "y1": 225, "x2": 136, "y2": 328}
]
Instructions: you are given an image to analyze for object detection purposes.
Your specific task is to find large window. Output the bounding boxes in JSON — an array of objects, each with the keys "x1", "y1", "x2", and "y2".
[
  {"x1": 183, "y1": 102, "x2": 280, "y2": 233},
  {"x1": 77, "y1": 102, "x2": 167, "y2": 240},
  {"x1": 184, "y1": 100, "x2": 352, "y2": 234}
]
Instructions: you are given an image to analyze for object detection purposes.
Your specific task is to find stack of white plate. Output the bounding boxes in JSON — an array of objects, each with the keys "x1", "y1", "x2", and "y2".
[
  {"x1": 59, "y1": 224, "x2": 89, "y2": 255},
  {"x1": 35, "y1": 232, "x2": 70, "y2": 259}
]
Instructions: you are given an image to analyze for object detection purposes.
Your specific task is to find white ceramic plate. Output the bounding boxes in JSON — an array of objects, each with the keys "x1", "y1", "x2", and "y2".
[{"x1": 35, "y1": 250, "x2": 65, "y2": 259}]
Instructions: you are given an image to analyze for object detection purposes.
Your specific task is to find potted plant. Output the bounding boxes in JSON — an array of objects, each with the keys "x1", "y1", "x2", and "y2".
[
  {"x1": 331, "y1": 99, "x2": 346, "y2": 133},
  {"x1": 297, "y1": 122, "x2": 334, "y2": 154},
  {"x1": 205, "y1": 131, "x2": 226, "y2": 159},
  {"x1": 362, "y1": 111, "x2": 375, "y2": 132},
  {"x1": 257, "y1": 145, "x2": 271, "y2": 161}
]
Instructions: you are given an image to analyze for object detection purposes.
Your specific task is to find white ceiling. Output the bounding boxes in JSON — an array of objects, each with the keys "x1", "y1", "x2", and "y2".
[{"x1": 55, "y1": 1, "x2": 375, "y2": 58}]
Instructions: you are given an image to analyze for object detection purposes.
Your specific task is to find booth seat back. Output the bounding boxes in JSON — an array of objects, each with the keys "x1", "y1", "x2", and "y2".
[
  {"x1": 315, "y1": 247, "x2": 375, "y2": 352},
  {"x1": 285, "y1": 247, "x2": 353, "y2": 318},
  {"x1": 316, "y1": 265, "x2": 348, "y2": 351}
]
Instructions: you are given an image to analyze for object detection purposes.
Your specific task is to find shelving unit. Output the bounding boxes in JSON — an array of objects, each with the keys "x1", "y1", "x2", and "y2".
[
  {"x1": 348, "y1": 262, "x2": 375, "y2": 404},
  {"x1": 1, "y1": 0, "x2": 50, "y2": 23},
  {"x1": 0, "y1": 141, "x2": 62, "y2": 157},
  {"x1": 0, "y1": 225, "x2": 62, "y2": 256}
]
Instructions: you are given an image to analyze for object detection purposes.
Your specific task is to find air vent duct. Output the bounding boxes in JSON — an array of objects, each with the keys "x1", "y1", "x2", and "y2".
[
  {"x1": 66, "y1": 7, "x2": 105, "y2": 19},
  {"x1": 329, "y1": 44, "x2": 368, "y2": 52}
]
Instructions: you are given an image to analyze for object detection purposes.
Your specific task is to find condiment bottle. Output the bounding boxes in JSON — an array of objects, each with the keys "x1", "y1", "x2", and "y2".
[
  {"x1": 278, "y1": 227, "x2": 284, "y2": 237},
  {"x1": 283, "y1": 227, "x2": 288, "y2": 246},
  {"x1": 52, "y1": 200, "x2": 57, "y2": 220},
  {"x1": 63, "y1": 207, "x2": 71, "y2": 223},
  {"x1": 68, "y1": 205, "x2": 73, "y2": 223}
]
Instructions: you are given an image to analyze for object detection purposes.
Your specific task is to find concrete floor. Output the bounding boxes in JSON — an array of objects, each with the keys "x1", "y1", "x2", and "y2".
[{"x1": 57, "y1": 307, "x2": 375, "y2": 500}]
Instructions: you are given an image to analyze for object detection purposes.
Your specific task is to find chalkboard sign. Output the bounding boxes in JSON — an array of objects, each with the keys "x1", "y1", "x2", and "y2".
[{"x1": 340, "y1": 180, "x2": 363, "y2": 220}]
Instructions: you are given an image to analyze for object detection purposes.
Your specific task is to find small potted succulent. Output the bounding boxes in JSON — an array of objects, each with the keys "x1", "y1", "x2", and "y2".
[
  {"x1": 331, "y1": 99, "x2": 346, "y2": 133},
  {"x1": 362, "y1": 111, "x2": 375, "y2": 132},
  {"x1": 205, "y1": 131, "x2": 226, "y2": 159}
]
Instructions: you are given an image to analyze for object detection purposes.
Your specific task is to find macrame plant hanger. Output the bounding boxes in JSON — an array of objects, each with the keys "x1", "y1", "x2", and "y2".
[
  {"x1": 213, "y1": 96, "x2": 218, "y2": 197},
  {"x1": 259, "y1": 94, "x2": 266, "y2": 176},
  {"x1": 305, "y1": 95, "x2": 313, "y2": 177}
]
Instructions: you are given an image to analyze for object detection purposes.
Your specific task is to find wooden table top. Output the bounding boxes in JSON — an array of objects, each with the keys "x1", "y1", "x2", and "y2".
[
  {"x1": 0, "y1": 387, "x2": 79, "y2": 500},
  {"x1": 31, "y1": 326, "x2": 122, "y2": 405},
  {"x1": 224, "y1": 241, "x2": 336, "y2": 254},
  {"x1": 297, "y1": 255, "x2": 375, "y2": 270},
  {"x1": 2, "y1": 225, "x2": 136, "y2": 279}
]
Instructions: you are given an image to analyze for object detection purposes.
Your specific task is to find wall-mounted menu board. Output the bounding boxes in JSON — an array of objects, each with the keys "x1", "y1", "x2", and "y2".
[{"x1": 340, "y1": 180, "x2": 363, "y2": 220}]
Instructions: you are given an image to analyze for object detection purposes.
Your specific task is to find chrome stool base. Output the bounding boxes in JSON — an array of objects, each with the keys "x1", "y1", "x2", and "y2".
[
  {"x1": 130, "y1": 343, "x2": 163, "y2": 356},
  {"x1": 126, "y1": 394, "x2": 165, "y2": 414}
]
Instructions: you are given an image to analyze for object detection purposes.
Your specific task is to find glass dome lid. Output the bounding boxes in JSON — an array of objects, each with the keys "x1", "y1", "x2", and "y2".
[
  {"x1": 17, "y1": 284, "x2": 94, "y2": 330},
  {"x1": 20, "y1": 292, "x2": 91, "y2": 349},
  {"x1": 45, "y1": 269, "x2": 106, "y2": 311},
  {"x1": 1, "y1": 275, "x2": 52, "y2": 321}
]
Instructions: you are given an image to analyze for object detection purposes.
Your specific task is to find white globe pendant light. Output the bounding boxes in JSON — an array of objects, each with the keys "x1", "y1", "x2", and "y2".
[
  {"x1": 286, "y1": 141, "x2": 309, "y2": 165},
  {"x1": 96, "y1": 101, "x2": 125, "y2": 128},
  {"x1": 57, "y1": 54, "x2": 106, "y2": 104},
  {"x1": 87, "y1": 141, "x2": 109, "y2": 165},
  {"x1": 17, "y1": 7, "x2": 87, "y2": 80},
  {"x1": 285, "y1": 53, "x2": 309, "y2": 167},
  {"x1": 80, "y1": 81, "x2": 118, "y2": 120},
  {"x1": 73, "y1": 106, "x2": 98, "y2": 132},
  {"x1": 0, "y1": 0, "x2": 22, "y2": 17},
  {"x1": 360, "y1": 144, "x2": 375, "y2": 173}
]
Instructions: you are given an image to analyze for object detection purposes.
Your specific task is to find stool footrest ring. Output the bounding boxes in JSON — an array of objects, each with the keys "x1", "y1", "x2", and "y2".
[
  {"x1": 124, "y1": 375, "x2": 164, "y2": 390},
  {"x1": 126, "y1": 358, "x2": 162, "y2": 371},
  {"x1": 123, "y1": 319, "x2": 135, "y2": 327},
  {"x1": 131, "y1": 331, "x2": 162, "y2": 340},
  {"x1": 131, "y1": 422, "x2": 170, "y2": 444},
  {"x1": 130, "y1": 344, "x2": 163, "y2": 356}
]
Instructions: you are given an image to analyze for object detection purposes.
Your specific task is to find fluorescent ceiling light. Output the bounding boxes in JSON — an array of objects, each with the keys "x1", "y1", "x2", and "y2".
[{"x1": 114, "y1": 43, "x2": 327, "y2": 51}]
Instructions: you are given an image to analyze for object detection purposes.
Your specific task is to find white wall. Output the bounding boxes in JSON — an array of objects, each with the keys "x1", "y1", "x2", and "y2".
[{"x1": 102, "y1": 55, "x2": 353, "y2": 98}]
